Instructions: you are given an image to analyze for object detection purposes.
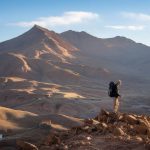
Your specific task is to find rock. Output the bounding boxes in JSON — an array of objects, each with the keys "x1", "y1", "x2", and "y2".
[
  {"x1": 126, "y1": 135, "x2": 131, "y2": 140},
  {"x1": 107, "y1": 112, "x2": 124, "y2": 124},
  {"x1": 139, "y1": 119, "x2": 150, "y2": 127},
  {"x1": 92, "y1": 119, "x2": 100, "y2": 125},
  {"x1": 123, "y1": 115, "x2": 138, "y2": 125},
  {"x1": 107, "y1": 125, "x2": 114, "y2": 133},
  {"x1": 71, "y1": 126, "x2": 83, "y2": 134},
  {"x1": 16, "y1": 140, "x2": 38, "y2": 150},
  {"x1": 96, "y1": 109, "x2": 109, "y2": 122},
  {"x1": 45, "y1": 135, "x2": 61, "y2": 145},
  {"x1": 134, "y1": 136, "x2": 143, "y2": 142},
  {"x1": 0, "y1": 78, "x2": 8, "y2": 83},
  {"x1": 84, "y1": 119, "x2": 93, "y2": 126},
  {"x1": 100, "y1": 109, "x2": 109, "y2": 116},
  {"x1": 101, "y1": 122, "x2": 108, "y2": 128},
  {"x1": 64, "y1": 145, "x2": 69, "y2": 149},
  {"x1": 118, "y1": 115, "x2": 123, "y2": 121},
  {"x1": 113, "y1": 127, "x2": 125, "y2": 136},
  {"x1": 76, "y1": 135, "x2": 86, "y2": 140},
  {"x1": 96, "y1": 125, "x2": 103, "y2": 132},
  {"x1": 147, "y1": 117, "x2": 150, "y2": 122},
  {"x1": 129, "y1": 125, "x2": 134, "y2": 129},
  {"x1": 134, "y1": 125, "x2": 147, "y2": 135},
  {"x1": 82, "y1": 126, "x2": 90, "y2": 131},
  {"x1": 88, "y1": 126, "x2": 98, "y2": 133},
  {"x1": 86, "y1": 136, "x2": 92, "y2": 140}
]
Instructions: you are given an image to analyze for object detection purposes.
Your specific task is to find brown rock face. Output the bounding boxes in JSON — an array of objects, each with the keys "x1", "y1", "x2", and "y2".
[
  {"x1": 134, "y1": 125, "x2": 148, "y2": 135},
  {"x1": 113, "y1": 127, "x2": 125, "y2": 136},
  {"x1": 123, "y1": 114, "x2": 139, "y2": 125}
]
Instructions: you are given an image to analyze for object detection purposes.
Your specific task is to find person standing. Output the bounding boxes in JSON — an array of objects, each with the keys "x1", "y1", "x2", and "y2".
[{"x1": 108, "y1": 80, "x2": 121, "y2": 113}]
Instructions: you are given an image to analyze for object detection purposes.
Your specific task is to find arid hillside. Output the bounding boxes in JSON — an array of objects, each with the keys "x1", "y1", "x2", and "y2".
[
  {"x1": 0, "y1": 25, "x2": 150, "y2": 149},
  {"x1": 0, "y1": 25, "x2": 150, "y2": 126},
  {"x1": 0, "y1": 108, "x2": 149, "y2": 150},
  {"x1": 0, "y1": 25, "x2": 110, "y2": 117}
]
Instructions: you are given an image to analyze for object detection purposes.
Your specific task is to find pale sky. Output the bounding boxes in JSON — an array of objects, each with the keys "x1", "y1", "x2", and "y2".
[{"x1": 1, "y1": 0, "x2": 150, "y2": 46}]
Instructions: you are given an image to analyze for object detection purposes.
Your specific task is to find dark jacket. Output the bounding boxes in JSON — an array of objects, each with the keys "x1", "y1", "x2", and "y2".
[{"x1": 113, "y1": 84, "x2": 120, "y2": 98}]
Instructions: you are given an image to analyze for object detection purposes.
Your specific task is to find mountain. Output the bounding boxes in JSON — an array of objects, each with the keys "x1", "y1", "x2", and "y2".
[
  {"x1": 61, "y1": 30, "x2": 150, "y2": 77},
  {"x1": 0, "y1": 25, "x2": 150, "y2": 118},
  {"x1": 0, "y1": 25, "x2": 150, "y2": 149},
  {"x1": 60, "y1": 30, "x2": 105, "y2": 55},
  {"x1": 60, "y1": 30, "x2": 150, "y2": 57},
  {"x1": 0, "y1": 25, "x2": 110, "y2": 117},
  {"x1": 61, "y1": 30, "x2": 150, "y2": 112},
  {"x1": 0, "y1": 25, "x2": 78, "y2": 59},
  {"x1": 0, "y1": 25, "x2": 82, "y2": 82},
  {"x1": 0, "y1": 25, "x2": 108, "y2": 82}
]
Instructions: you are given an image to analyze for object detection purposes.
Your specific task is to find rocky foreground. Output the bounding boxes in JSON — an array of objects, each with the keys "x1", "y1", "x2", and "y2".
[{"x1": 1, "y1": 110, "x2": 150, "y2": 150}]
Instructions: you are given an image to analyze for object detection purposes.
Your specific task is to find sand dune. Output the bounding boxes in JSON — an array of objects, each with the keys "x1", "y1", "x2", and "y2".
[
  {"x1": 0, "y1": 106, "x2": 37, "y2": 132},
  {"x1": 0, "y1": 106, "x2": 83, "y2": 135}
]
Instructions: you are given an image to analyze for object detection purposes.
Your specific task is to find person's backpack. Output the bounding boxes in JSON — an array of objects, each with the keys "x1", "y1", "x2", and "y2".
[{"x1": 108, "y1": 81, "x2": 115, "y2": 97}]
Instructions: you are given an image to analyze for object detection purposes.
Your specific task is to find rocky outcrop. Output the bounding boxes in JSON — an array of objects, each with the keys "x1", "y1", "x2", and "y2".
[{"x1": 41, "y1": 110, "x2": 150, "y2": 150}]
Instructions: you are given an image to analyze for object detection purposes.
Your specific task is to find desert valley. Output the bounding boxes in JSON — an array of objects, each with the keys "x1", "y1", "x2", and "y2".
[{"x1": 0, "y1": 25, "x2": 150, "y2": 149}]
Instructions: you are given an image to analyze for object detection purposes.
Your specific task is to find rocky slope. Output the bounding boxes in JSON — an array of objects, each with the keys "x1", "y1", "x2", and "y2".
[
  {"x1": 0, "y1": 109, "x2": 150, "y2": 150},
  {"x1": 40, "y1": 109, "x2": 150, "y2": 150}
]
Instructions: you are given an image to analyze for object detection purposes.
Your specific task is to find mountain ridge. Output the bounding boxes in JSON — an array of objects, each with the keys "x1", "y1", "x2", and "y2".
[
  {"x1": 0, "y1": 25, "x2": 150, "y2": 150},
  {"x1": 0, "y1": 25, "x2": 150, "y2": 116},
  {"x1": 60, "y1": 28, "x2": 150, "y2": 76},
  {"x1": 0, "y1": 25, "x2": 78, "y2": 57}
]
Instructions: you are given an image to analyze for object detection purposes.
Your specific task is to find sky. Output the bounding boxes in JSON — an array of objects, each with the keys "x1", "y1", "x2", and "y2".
[{"x1": 1, "y1": 0, "x2": 150, "y2": 45}]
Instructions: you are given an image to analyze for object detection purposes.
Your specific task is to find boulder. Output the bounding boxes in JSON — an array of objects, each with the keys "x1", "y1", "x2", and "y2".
[
  {"x1": 113, "y1": 127, "x2": 125, "y2": 136},
  {"x1": 96, "y1": 109, "x2": 109, "y2": 122},
  {"x1": 134, "y1": 125, "x2": 147, "y2": 135},
  {"x1": 97, "y1": 115, "x2": 107, "y2": 122},
  {"x1": 123, "y1": 115, "x2": 138, "y2": 125},
  {"x1": 107, "y1": 112, "x2": 121, "y2": 123},
  {"x1": 92, "y1": 119, "x2": 100, "y2": 125},
  {"x1": 134, "y1": 136, "x2": 143, "y2": 142},
  {"x1": 139, "y1": 118, "x2": 150, "y2": 127},
  {"x1": 101, "y1": 122, "x2": 108, "y2": 128}
]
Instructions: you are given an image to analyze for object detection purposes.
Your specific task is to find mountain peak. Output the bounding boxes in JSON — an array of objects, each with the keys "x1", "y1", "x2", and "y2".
[
  {"x1": 33, "y1": 24, "x2": 41, "y2": 28},
  {"x1": 0, "y1": 25, "x2": 78, "y2": 59},
  {"x1": 30, "y1": 24, "x2": 48, "y2": 33},
  {"x1": 61, "y1": 30, "x2": 100, "y2": 41},
  {"x1": 33, "y1": 24, "x2": 41, "y2": 29},
  {"x1": 62, "y1": 30, "x2": 90, "y2": 35},
  {"x1": 110, "y1": 36, "x2": 136, "y2": 44}
]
